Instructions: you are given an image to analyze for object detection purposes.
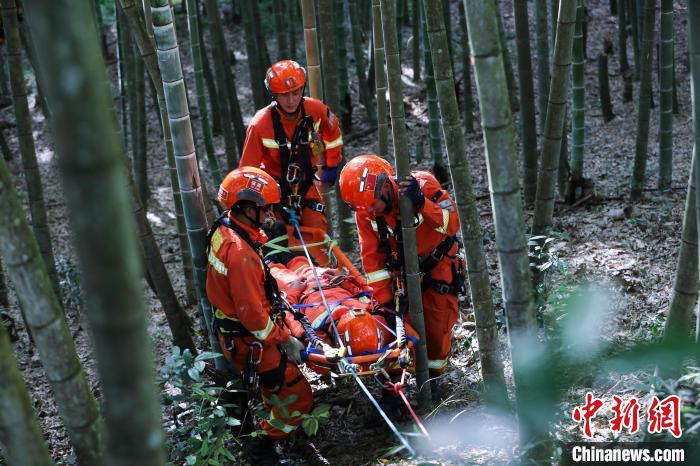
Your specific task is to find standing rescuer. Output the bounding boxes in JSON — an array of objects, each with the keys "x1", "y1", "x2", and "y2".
[
  {"x1": 339, "y1": 155, "x2": 466, "y2": 380},
  {"x1": 239, "y1": 60, "x2": 343, "y2": 261},
  {"x1": 205, "y1": 167, "x2": 312, "y2": 464}
]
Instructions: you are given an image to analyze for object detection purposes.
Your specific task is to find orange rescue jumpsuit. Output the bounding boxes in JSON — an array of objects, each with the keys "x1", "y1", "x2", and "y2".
[
  {"x1": 356, "y1": 171, "x2": 461, "y2": 375},
  {"x1": 240, "y1": 97, "x2": 343, "y2": 259},
  {"x1": 270, "y1": 256, "x2": 372, "y2": 341},
  {"x1": 206, "y1": 215, "x2": 312, "y2": 439}
]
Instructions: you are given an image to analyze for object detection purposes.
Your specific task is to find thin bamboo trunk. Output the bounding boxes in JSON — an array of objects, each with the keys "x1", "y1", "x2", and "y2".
[
  {"x1": 412, "y1": 0, "x2": 420, "y2": 81},
  {"x1": 301, "y1": 0, "x2": 323, "y2": 99},
  {"x1": 151, "y1": 0, "x2": 223, "y2": 366},
  {"x1": 0, "y1": 127, "x2": 12, "y2": 160},
  {"x1": 349, "y1": 0, "x2": 377, "y2": 125},
  {"x1": 335, "y1": 0, "x2": 352, "y2": 132},
  {"x1": 422, "y1": 11, "x2": 444, "y2": 174},
  {"x1": 273, "y1": 0, "x2": 288, "y2": 59},
  {"x1": 132, "y1": 44, "x2": 149, "y2": 206},
  {"x1": 198, "y1": 5, "x2": 222, "y2": 135},
  {"x1": 119, "y1": 0, "x2": 198, "y2": 308},
  {"x1": 423, "y1": 0, "x2": 507, "y2": 404},
  {"x1": 535, "y1": 0, "x2": 550, "y2": 132},
  {"x1": 628, "y1": 0, "x2": 641, "y2": 81},
  {"x1": 598, "y1": 53, "x2": 615, "y2": 121},
  {"x1": 18, "y1": 19, "x2": 50, "y2": 120},
  {"x1": 288, "y1": 0, "x2": 298, "y2": 60},
  {"x1": 0, "y1": 321, "x2": 53, "y2": 466},
  {"x1": 513, "y1": 0, "x2": 539, "y2": 205},
  {"x1": 464, "y1": 0, "x2": 546, "y2": 453},
  {"x1": 0, "y1": 156, "x2": 102, "y2": 465},
  {"x1": 186, "y1": 0, "x2": 222, "y2": 187},
  {"x1": 658, "y1": 0, "x2": 673, "y2": 190},
  {"x1": 618, "y1": 0, "x2": 634, "y2": 102},
  {"x1": 203, "y1": 0, "x2": 238, "y2": 168},
  {"x1": 372, "y1": 0, "x2": 389, "y2": 157},
  {"x1": 0, "y1": 258, "x2": 7, "y2": 308},
  {"x1": 571, "y1": 0, "x2": 585, "y2": 179},
  {"x1": 458, "y1": 1, "x2": 474, "y2": 134},
  {"x1": 378, "y1": 0, "x2": 432, "y2": 409},
  {"x1": 2, "y1": 0, "x2": 60, "y2": 298},
  {"x1": 241, "y1": 0, "x2": 266, "y2": 110},
  {"x1": 629, "y1": 0, "x2": 656, "y2": 202},
  {"x1": 532, "y1": 0, "x2": 577, "y2": 236},
  {"x1": 0, "y1": 46, "x2": 11, "y2": 107},
  {"x1": 659, "y1": 150, "x2": 698, "y2": 378},
  {"x1": 22, "y1": 0, "x2": 168, "y2": 462},
  {"x1": 117, "y1": 5, "x2": 130, "y2": 138}
]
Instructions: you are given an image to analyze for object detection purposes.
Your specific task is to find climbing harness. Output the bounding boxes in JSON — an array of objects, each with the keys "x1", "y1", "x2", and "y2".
[{"x1": 270, "y1": 100, "x2": 325, "y2": 216}]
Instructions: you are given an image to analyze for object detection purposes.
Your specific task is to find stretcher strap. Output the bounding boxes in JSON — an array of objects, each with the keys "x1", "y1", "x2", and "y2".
[
  {"x1": 291, "y1": 291, "x2": 371, "y2": 311},
  {"x1": 262, "y1": 234, "x2": 337, "y2": 258},
  {"x1": 304, "y1": 335, "x2": 418, "y2": 361}
]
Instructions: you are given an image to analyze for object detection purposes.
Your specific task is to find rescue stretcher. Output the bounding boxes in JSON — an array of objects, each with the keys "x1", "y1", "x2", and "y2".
[{"x1": 264, "y1": 225, "x2": 420, "y2": 378}]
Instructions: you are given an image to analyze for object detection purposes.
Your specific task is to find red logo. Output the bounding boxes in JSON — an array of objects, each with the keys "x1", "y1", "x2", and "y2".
[
  {"x1": 284, "y1": 77, "x2": 296, "y2": 90},
  {"x1": 364, "y1": 173, "x2": 377, "y2": 192},
  {"x1": 218, "y1": 187, "x2": 228, "y2": 201},
  {"x1": 247, "y1": 178, "x2": 264, "y2": 193}
]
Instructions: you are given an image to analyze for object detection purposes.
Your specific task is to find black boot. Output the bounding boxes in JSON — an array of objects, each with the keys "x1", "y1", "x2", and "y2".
[{"x1": 242, "y1": 436, "x2": 279, "y2": 466}]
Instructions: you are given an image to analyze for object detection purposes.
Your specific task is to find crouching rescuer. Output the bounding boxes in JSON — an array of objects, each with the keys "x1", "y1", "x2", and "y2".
[
  {"x1": 339, "y1": 155, "x2": 467, "y2": 379},
  {"x1": 205, "y1": 167, "x2": 312, "y2": 459}
]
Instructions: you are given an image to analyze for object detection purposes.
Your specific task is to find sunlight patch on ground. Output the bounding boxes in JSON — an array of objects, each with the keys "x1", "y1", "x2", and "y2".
[
  {"x1": 36, "y1": 147, "x2": 54, "y2": 164},
  {"x1": 147, "y1": 211, "x2": 164, "y2": 227}
]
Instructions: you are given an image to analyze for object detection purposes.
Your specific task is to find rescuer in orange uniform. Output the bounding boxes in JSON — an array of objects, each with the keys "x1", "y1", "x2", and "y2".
[
  {"x1": 205, "y1": 167, "x2": 311, "y2": 463},
  {"x1": 239, "y1": 60, "x2": 343, "y2": 260},
  {"x1": 338, "y1": 155, "x2": 466, "y2": 377}
]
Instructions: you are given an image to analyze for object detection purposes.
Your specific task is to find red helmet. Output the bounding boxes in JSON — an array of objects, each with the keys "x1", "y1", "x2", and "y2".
[
  {"x1": 336, "y1": 310, "x2": 388, "y2": 356},
  {"x1": 265, "y1": 60, "x2": 307, "y2": 94},
  {"x1": 217, "y1": 166, "x2": 281, "y2": 209},
  {"x1": 338, "y1": 155, "x2": 394, "y2": 210}
]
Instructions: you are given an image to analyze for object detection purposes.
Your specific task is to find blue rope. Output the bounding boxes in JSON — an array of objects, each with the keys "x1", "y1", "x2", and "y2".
[{"x1": 284, "y1": 208, "x2": 343, "y2": 346}]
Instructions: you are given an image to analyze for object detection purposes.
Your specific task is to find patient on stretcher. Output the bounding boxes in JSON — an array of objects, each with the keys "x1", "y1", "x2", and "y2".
[{"x1": 262, "y1": 221, "x2": 417, "y2": 375}]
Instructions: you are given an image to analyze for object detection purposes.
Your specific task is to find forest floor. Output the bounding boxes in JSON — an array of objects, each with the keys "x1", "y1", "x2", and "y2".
[{"x1": 0, "y1": 1, "x2": 696, "y2": 465}]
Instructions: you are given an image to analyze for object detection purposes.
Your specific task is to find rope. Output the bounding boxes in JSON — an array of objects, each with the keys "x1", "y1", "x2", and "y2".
[
  {"x1": 284, "y1": 208, "x2": 343, "y2": 346},
  {"x1": 351, "y1": 366, "x2": 416, "y2": 456},
  {"x1": 262, "y1": 234, "x2": 336, "y2": 258},
  {"x1": 385, "y1": 369, "x2": 432, "y2": 440}
]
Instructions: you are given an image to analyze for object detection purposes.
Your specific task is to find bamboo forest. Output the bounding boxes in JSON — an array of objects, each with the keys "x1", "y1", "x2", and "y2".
[{"x1": 3, "y1": 0, "x2": 700, "y2": 464}]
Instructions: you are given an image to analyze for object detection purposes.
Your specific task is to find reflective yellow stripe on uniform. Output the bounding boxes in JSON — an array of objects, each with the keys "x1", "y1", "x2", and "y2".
[
  {"x1": 324, "y1": 135, "x2": 343, "y2": 149},
  {"x1": 262, "y1": 138, "x2": 279, "y2": 149},
  {"x1": 436, "y1": 209, "x2": 450, "y2": 234},
  {"x1": 250, "y1": 317, "x2": 276, "y2": 340},
  {"x1": 428, "y1": 359, "x2": 448, "y2": 370},
  {"x1": 269, "y1": 411, "x2": 298, "y2": 433},
  {"x1": 366, "y1": 269, "x2": 390, "y2": 284},
  {"x1": 311, "y1": 313, "x2": 327, "y2": 329},
  {"x1": 214, "y1": 308, "x2": 240, "y2": 321},
  {"x1": 208, "y1": 250, "x2": 228, "y2": 276},
  {"x1": 369, "y1": 220, "x2": 395, "y2": 236}
]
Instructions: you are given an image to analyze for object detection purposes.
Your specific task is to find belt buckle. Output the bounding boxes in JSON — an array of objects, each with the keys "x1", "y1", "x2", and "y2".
[
  {"x1": 435, "y1": 282, "x2": 450, "y2": 295},
  {"x1": 312, "y1": 202, "x2": 325, "y2": 213}
]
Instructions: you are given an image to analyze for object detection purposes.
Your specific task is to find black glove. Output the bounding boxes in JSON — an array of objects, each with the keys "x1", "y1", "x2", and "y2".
[
  {"x1": 320, "y1": 165, "x2": 338, "y2": 185},
  {"x1": 399, "y1": 175, "x2": 425, "y2": 210}
]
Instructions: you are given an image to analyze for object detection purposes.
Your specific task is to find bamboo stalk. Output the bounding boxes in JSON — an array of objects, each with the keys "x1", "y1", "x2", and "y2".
[
  {"x1": 513, "y1": 0, "x2": 539, "y2": 204},
  {"x1": 571, "y1": 0, "x2": 585, "y2": 179},
  {"x1": 658, "y1": 0, "x2": 673, "y2": 190},
  {"x1": 424, "y1": 0, "x2": 507, "y2": 404},
  {"x1": 22, "y1": 0, "x2": 168, "y2": 461},
  {"x1": 378, "y1": 0, "x2": 432, "y2": 409},
  {"x1": 629, "y1": 0, "x2": 656, "y2": 201},
  {"x1": 372, "y1": 0, "x2": 389, "y2": 157},
  {"x1": 532, "y1": 0, "x2": 577, "y2": 235},
  {"x1": 2, "y1": 0, "x2": 60, "y2": 298}
]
